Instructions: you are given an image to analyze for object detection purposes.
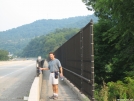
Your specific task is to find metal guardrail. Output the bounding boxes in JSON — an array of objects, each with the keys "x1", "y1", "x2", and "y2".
[{"x1": 63, "y1": 67, "x2": 90, "y2": 82}]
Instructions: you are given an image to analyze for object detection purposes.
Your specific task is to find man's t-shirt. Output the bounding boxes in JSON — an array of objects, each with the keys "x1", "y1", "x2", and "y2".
[{"x1": 48, "y1": 58, "x2": 61, "y2": 72}]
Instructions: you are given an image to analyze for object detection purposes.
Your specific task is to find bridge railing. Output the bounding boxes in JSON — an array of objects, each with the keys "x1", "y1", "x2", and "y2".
[{"x1": 54, "y1": 20, "x2": 94, "y2": 101}]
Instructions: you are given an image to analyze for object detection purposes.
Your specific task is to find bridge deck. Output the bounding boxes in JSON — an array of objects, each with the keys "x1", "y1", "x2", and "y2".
[{"x1": 40, "y1": 62, "x2": 81, "y2": 101}]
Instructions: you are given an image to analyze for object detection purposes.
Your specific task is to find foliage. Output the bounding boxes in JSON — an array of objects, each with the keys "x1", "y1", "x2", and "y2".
[
  {"x1": 94, "y1": 19, "x2": 114, "y2": 84},
  {"x1": 95, "y1": 82, "x2": 109, "y2": 101},
  {"x1": 95, "y1": 77, "x2": 134, "y2": 101},
  {"x1": 0, "y1": 50, "x2": 9, "y2": 61},
  {"x1": 0, "y1": 15, "x2": 98, "y2": 55},
  {"x1": 82, "y1": 0, "x2": 134, "y2": 100},
  {"x1": 84, "y1": 0, "x2": 134, "y2": 81},
  {"x1": 21, "y1": 28, "x2": 80, "y2": 58}
]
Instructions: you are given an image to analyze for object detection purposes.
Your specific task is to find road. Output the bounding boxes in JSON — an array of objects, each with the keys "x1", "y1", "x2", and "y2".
[{"x1": 0, "y1": 60, "x2": 36, "y2": 101}]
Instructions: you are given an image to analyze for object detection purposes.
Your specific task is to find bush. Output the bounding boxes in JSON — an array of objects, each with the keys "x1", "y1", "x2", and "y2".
[{"x1": 95, "y1": 77, "x2": 134, "y2": 101}]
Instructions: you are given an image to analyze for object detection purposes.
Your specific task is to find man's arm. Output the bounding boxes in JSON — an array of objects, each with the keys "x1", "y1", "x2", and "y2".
[
  {"x1": 60, "y1": 67, "x2": 63, "y2": 76},
  {"x1": 40, "y1": 67, "x2": 49, "y2": 70}
]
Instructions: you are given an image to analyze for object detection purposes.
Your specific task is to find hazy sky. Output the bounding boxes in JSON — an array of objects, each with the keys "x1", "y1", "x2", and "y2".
[{"x1": 0, "y1": 0, "x2": 93, "y2": 31}]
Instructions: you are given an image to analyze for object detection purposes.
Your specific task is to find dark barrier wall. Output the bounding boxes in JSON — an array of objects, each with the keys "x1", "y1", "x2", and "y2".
[{"x1": 54, "y1": 20, "x2": 94, "y2": 101}]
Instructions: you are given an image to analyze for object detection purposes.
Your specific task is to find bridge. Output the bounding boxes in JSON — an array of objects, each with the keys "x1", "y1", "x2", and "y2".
[{"x1": 28, "y1": 20, "x2": 94, "y2": 101}]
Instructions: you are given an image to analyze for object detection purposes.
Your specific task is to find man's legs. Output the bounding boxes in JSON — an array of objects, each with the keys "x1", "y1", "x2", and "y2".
[
  {"x1": 52, "y1": 84, "x2": 58, "y2": 97},
  {"x1": 55, "y1": 84, "x2": 58, "y2": 94},
  {"x1": 52, "y1": 84, "x2": 58, "y2": 94},
  {"x1": 49, "y1": 84, "x2": 59, "y2": 99},
  {"x1": 49, "y1": 73, "x2": 59, "y2": 99}
]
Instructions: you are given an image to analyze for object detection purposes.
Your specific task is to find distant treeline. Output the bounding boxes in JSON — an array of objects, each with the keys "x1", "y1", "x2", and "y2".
[{"x1": 21, "y1": 28, "x2": 80, "y2": 58}]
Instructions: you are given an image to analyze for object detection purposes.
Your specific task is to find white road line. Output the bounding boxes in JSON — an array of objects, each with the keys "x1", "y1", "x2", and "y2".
[{"x1": 0, "y1": 63, "x2": 35, "y2": 79}]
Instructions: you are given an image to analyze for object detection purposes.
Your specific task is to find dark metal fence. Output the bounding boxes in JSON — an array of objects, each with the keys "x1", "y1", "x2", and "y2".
[{"x1": 54, "y1": 20, "x2": 94, "y2": 101}]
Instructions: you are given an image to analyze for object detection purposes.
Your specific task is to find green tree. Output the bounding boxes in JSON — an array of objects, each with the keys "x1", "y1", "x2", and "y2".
[
  {"x1": 94, "y1": 19, "x2": 114, "y2": 84},
  {"x1": 83, "y1": 0, "x2": 134, "y2": 82},
  {"x1": 0, "y1": 50, "x2": 9, "y2": 60}
]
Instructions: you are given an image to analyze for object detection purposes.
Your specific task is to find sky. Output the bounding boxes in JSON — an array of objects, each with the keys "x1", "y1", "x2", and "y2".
[{"x1": 0, "y1": 0, "x2": 93, "y2": 31}]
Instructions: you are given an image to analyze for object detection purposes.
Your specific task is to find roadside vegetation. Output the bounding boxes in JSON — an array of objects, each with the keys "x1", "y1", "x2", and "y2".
[{"x1": 82, "y1": 0, "x2": 134, "y2": 100}]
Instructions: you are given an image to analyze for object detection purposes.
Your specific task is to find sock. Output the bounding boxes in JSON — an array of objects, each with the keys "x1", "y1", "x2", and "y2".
[
  {"x1": 53, "y1": 93, "x2": 56, "y2": 96},
  {"x1": 55, "y1": 93, "x2": 58, "y2": 97}
]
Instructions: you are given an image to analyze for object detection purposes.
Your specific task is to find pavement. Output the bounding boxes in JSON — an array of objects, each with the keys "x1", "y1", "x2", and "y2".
[
  {"x1": 0, "y1": 60, "x2": 36, "y2": 101},
  {"x1": 40, "y1": 61, "x2": 81, "y2": 101},
  {"x1": 0, "y1": 60, "x2": 32, "y2": 66}
]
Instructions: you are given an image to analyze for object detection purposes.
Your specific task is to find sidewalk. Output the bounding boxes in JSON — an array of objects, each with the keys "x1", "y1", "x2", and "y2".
[{"x1": 40, "y1": 61, "x2": 81, "y2": 101}]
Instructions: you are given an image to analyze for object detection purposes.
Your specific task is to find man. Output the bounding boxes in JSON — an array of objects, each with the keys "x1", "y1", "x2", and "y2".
[{"x1": 40, "y1": 52, "x2": 63, "y2": 100}]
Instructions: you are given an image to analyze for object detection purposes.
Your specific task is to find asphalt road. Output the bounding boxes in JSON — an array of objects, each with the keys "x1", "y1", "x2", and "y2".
[{"x1": 0, "y1": 60, "x2": 36, "y2": 101}]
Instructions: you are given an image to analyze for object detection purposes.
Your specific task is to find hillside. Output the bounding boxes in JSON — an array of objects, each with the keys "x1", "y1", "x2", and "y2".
[
  {"x1": 0, "y1": 14, "x2": 98, "y2": 55},
  {"x1": 21, "y1": 28, "x2": 80, "y2": 58}
]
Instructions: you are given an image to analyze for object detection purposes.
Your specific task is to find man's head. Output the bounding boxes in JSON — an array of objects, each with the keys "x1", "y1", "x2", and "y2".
[{"x1": 49, "y1": 52, "x2": 55, "y2": 60}]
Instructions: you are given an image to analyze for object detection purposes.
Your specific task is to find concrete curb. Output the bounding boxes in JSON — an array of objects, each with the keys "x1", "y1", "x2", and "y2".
[
  {"x1": 28, "y1": 77, "x2": 39, "y2": 101},
  {"x1": 63, "y1": 77, "x2": 90, "y2": 101},
  {"x1": 28, "y1": 73, "x2": 42, "y2": 101}
]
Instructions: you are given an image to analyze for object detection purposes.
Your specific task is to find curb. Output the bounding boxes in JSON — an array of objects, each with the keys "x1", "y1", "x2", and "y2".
[
  {"x1": 28, "y1": 73, "x2": 42, "y2": 101},
  {"x1": 63, "y1": 77, "x2": 90, "y2": 101}
]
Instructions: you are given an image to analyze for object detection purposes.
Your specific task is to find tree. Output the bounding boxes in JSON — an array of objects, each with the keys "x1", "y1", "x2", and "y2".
[
  {"x1": 83, "y1": 0, "x2": 134, "y2": 82},
  {"x1": 0, "y1": 50, "x2": 9, "y2": 60}
]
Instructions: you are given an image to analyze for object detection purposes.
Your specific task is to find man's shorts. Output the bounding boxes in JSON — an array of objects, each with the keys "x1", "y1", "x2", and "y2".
[{"x1": 49, "y1": 72, "x2": 59, "y2": 84}]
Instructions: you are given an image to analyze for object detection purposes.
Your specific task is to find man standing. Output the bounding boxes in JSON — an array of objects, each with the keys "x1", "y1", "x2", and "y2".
[{"x1": 40, "y1": 52, "x2": 63, "y2": 100}]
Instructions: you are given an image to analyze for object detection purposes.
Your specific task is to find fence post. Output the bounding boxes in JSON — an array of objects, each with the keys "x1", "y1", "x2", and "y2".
[
  {"x1": 80, "y1": 29, "x2": 84, "y2": 93},
  {"x1": 90, "y1": 19, "x2": 95, "y2": 101}
]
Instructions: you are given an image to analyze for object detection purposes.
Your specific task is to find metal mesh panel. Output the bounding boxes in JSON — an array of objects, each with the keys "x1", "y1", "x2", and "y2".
[{"x1": 54, "y1": 20, "x2": 94, "y2": 101}]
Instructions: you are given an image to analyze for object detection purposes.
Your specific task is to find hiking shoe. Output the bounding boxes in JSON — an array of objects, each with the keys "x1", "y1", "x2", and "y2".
[
  {"x1": 49, "y1": 95, "x2": 55, "y2": 99},
  {"x1": 53, "y1": 96, "x2": 58, "y2": 100}
]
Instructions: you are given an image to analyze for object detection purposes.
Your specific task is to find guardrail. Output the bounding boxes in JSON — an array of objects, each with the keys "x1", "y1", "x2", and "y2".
[{"x1": 63, "y1": 67, "x2": 90, "y2": 83}]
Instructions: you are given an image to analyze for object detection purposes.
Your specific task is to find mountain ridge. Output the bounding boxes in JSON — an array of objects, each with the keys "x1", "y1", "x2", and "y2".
[{"x1": 0, "y1": 14, "x2": 98, "y2": 54}]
